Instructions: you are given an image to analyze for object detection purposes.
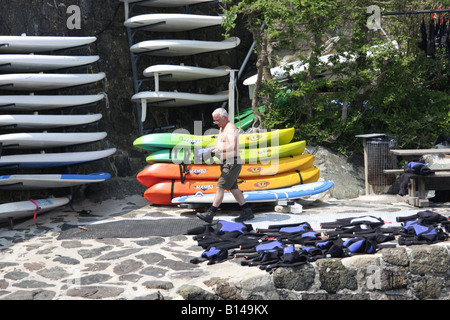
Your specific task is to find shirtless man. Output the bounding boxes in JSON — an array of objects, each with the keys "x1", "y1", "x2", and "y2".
[{"x1": 196, "y1": 107, "x2": 254, "y2": 223}]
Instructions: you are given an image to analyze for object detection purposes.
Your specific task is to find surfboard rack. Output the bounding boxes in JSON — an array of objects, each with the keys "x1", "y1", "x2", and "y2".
[{"x1": 123, "y1": 0, "x2": 237, "y2": 135}]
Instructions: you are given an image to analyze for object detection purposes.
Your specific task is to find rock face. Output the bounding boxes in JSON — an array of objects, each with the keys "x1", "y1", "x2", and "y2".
[
  {"x1": 0, "y1": 0, "x2": 252, "y2": 203},
  {"x1": 307, "y1": 145, "x2": 365, "y2": 199}
]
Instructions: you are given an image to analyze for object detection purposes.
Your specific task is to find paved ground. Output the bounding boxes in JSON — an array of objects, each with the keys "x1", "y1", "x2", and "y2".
[{"x1": 0, "y1": 191, "x2": 448, "y2": 300}]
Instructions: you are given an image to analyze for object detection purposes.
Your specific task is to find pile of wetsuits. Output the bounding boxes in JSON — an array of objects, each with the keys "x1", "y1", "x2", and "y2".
[{"x1": 187, "y1": 210, "x2": 449, "y2": 271}]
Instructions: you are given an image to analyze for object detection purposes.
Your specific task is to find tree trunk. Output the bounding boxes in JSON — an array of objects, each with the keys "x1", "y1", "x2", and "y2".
[{"x1": 251, "y1": 32, "x2": 271, "y2": 129}]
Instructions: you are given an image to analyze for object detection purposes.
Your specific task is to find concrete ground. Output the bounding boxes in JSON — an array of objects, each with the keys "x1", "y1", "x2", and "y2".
[{"x1": 0, "y1": 191, "x2": 448, "y2": 300}]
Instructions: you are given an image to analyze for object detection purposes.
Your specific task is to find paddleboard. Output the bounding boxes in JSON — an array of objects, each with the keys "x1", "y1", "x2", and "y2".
[
  {"x1": 137, "y1": 153, "x2": 314, "y2": 185},
  {"x1": 0, "y1": 73, "x2": 106, "y2": 91},
  {"x1": 0, "y1": 148, "x2": 116, "y2": 169},
  {"x1": 0, "y1": 114, "x2": 102, "y2": 129},
  {"x1": 0, "y1": 55, "x2": 100, "y2": 73},
  {"x1": 0, "y1": 196, "x2": 71, "y2": 222},
  {"x1": 143, "y1": 166, "x2": 320, "y2": 205},
  {"x1": 0, "y1": 173, "x2": 111, "y2": 190},
  {"x1": 146, "y1": 140, "x2": 306, "y2": 164},
  {"x1": 172, "y1": 181, "x2": 334, "y2": 204},
  {"x1": 120, "y1": 0, "x2": 214, "y2": 8},
  {"x1": 0, "y1": 36, "x2": 96, "y2": 54},
  {"x1": 132, "y1": 90, "x2": 228, "y2": 107},
  {"x1": 143, "y1": 64, "x2": 229, "y2": 82},
  {"x1": 132, "y1": 90, "x2": 229, "y2": 121},
  {"x1": 130, "y1": 37, "x2": 240, "y2": 56},
  {"x1": 133, "y1": 127, "x2": 294, "y2": 150},
  {"x1": 0, "y1": 132, "x2": 107, "y2": 149},
  {"x1": 0, "y1": 94, "x2": 105, "y2": 111},
  {"x1": 124, "y1": 13, "x2": 224, "y2": 32}
]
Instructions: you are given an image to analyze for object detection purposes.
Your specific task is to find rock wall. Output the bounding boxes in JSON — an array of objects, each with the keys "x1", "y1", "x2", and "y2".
[{"x1": 178, "y1": 243, "x2": 450, "y2": 300}]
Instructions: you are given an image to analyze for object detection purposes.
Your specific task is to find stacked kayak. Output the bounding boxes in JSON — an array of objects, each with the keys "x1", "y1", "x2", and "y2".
[
  {"x1": 234, "y1": 106, "x2": 264, "y2": 131},
  {"x1": 134, "y1": 127, "x2": 325, "y2": 205}
]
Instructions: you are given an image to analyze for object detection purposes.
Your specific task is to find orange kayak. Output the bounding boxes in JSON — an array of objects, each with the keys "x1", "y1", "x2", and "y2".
[
  {"x1": 137, "y1": 153, "x2": 314, "y2": 186},
  {"x1": 144, "y1": 166, "x2": 320, "y2": 205}
]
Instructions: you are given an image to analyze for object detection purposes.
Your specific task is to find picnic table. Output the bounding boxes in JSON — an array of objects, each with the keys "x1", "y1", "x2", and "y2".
[{"x1": 386, "y1": 148, "x2": 450, "y2": 207}]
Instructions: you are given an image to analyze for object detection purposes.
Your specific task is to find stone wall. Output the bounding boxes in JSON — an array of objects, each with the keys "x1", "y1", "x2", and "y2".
[{"x1": 178, "y1": 243, "x2": 450, "y2": 300}]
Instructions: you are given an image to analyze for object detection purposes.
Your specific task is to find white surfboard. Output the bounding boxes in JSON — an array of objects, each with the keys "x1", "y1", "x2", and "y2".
[
  {"x1": 120, "y1": 0, "x2": 214, "y2": 7},
  {"x1": 0, "y1": 35, "x2": 96, "y2": 53},
  {"x1": 143, "y1": 64, "x2": 229, "y2": 82},
  {"x1": 0, "y1": 173, "x2": 111, "y2": 190},
  {"x1": 0, "y1": 55, "x2": 100, "y2": 73},
  {"x1": 0, "y1": 114, "x2": 102, "y2": 129},
  {"x1": 0, "y1": 72, "x2": 106, "y2": 91},
  {"x1": 132, "y1": 90, "x2": 229, "y2": 122},
  {"x1": 0, "y1": 196, "x2": 71, "y2": 221},
  {"x1": 130, "y1": 37, "x2": 240, "y2": 56},
  {"x1": 0, "y1": 132, "x2": 107, "y2": 149},
  {"x1": 0, "y1": 94, "x2": 105, "y2": 111},
  {"x1": 132, "y1": 90, "x2": 229, "y2": 106},
  {"x1": 124, "y1": 13, "x2": 224, "y2": 32},
  {"x1": 0, "y1": 148, "x2": 116, "y2": 169}
]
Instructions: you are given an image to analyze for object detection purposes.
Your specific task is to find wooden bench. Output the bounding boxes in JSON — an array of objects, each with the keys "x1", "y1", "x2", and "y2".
[
  {"x1": 385, "y1": 148, "x2": 450, "y2": 207},
  {"x1": 390, "y1": 148, "x2": 450, "y2": 159}
]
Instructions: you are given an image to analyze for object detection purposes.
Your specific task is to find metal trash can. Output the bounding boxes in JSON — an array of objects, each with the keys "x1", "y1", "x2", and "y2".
[{"x1": 356, "y1": 134, "x2": 397, "y2": 195}]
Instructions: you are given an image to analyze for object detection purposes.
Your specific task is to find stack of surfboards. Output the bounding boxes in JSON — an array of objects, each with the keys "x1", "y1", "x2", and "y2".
[
  {"x1": 0, "y1": 34, "x2": 115, "y2": 222},
  {"x1": 124, "y1": 2, "x2": 332, "y2": 205},
  {"x1": 133, "y1": 128, "x2": 329, "y2": 205},
  {"x1": 123, "y1": 1, "x2": 241, "y2": 122}
]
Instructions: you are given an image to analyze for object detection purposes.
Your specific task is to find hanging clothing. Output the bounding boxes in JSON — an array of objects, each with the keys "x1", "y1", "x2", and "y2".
[
  {"x1": 446, "y1": 20, "x2": 450, "y2": 58},
  {"x1": 435, "y1": 15, "x2": 442, "y2": 46},
  {"x1": 427, "y1": 15, "x2": 436, "y2": 58},
  {"x1": 440, "y1": 16, "x2": 447, "y2": 47},
  {"x1": 419, "y1": 18, "x2": 427, "y2": 51}
]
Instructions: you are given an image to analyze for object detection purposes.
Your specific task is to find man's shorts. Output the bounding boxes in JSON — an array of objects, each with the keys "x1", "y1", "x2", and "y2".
[{"x1": 217, "y1": 159, "x2": 242, "y2": 190}]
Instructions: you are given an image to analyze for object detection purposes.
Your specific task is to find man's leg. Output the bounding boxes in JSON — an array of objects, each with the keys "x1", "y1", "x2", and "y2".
[
  {"x1": 196, "y1": 187, "x2": 225, "y2": 223},
  {"x1": 230, "y1": 188, "x2": 245, "y2": 206},
  {"x1": 213, "y1": 187, "x2": 225, "y2": 207},
  {"x1": 231, "y1": 189, "x2": 254, "y2": 222}
]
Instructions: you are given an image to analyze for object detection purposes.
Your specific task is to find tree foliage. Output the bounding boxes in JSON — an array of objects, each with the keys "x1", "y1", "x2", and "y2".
[{"x1": 222, "y1": 0, "x2": 450, "y2": 154}]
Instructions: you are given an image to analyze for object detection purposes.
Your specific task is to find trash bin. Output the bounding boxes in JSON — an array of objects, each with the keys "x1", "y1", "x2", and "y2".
[
  {"x1": 356, "y1": 134, "x2": 397, "y2": 195},
  {"x1": 366, "y1": 137, "x2": 397, "y2": 187}
]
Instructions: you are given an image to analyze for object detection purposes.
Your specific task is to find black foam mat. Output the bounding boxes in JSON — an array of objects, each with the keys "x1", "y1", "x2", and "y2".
[{"x1": 57, "y1": 218, "x2": 207, "y2": 239}]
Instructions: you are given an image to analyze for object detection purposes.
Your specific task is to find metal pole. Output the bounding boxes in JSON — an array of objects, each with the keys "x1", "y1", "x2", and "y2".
[
  {"x1": 382, "y1": 8, "x2": 450, "y2": 16},
  {"x1": 228, "y1": 69, "x2": 237, "y2": 121}
]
